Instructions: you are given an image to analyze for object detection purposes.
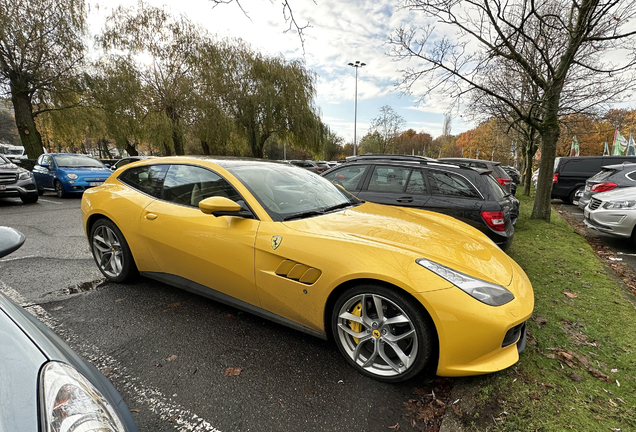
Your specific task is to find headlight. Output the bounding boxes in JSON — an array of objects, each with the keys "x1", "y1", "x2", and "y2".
[
  {"x1": 602, "y1": 200, "x2": 636, "y2": 210},
  {"x1": 416, "y1": 258, "x2": 514, "y2": 306},
  {"x1": 40, "y1": 362, "x2": 127, "y2": 432},
  {"x1": 67, "y1": 173, "x2": 78, "y2": 180},
  {"x1": 18, "y1": 169, "x2": 32, "y2": 180}
]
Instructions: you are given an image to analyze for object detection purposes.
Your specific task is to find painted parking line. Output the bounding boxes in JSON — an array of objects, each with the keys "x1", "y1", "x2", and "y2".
[
  {"x1": 0, "y1": 279, "x2": 223, "y2": 432},
  {"x1": 38, "y1": 199, "x2": 63, "y2": 204}
]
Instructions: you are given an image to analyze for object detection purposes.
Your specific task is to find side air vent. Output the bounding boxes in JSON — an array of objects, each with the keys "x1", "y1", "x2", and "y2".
[{"x1": 275, "y1": 259, "x2": 322, "y2": 285}]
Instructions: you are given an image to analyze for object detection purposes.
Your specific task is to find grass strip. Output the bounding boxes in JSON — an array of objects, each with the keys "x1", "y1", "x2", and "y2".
[{"x1": 453, "y1": 194, "x2": 636, "y2": 431}]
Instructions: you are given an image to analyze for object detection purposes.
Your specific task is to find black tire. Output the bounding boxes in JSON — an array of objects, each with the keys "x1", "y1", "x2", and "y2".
[
  {"x1": 37, "y1": 187, "x2": 44, "y2": 196},
  {"x1": 567, "y1": 187, "x2": 583, "y2": 205},
  {"x1": 55, "y1": 180, "x2": 68, "y2": 198},
  {"x1": 20, "y1": 194, "x2": 38, "y2": 204},
  {"x1": 331, "y1": 284, "x2": 433, "y2": 383},
  {"x1": 89, "y1": 218, "x2": 137, "y2": 283}
]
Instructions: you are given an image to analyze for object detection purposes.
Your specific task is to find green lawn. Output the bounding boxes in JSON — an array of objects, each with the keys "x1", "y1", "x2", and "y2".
[{"x1": 451, "y1": 194, "x2": 636, "y2": 431}]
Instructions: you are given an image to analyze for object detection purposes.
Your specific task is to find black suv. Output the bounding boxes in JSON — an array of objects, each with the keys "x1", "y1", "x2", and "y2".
[
  {"x1": 322, "y1": 155, "x2": 516, "y2": 250},
  {"x1": 552, "y1": 156, "x2": 636, "y2": 204}
]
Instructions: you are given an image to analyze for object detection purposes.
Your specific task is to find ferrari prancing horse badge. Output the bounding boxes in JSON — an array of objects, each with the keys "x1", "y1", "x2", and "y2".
[{"x1": 271, "y1": 235, "x2": 283, "y2": 250}]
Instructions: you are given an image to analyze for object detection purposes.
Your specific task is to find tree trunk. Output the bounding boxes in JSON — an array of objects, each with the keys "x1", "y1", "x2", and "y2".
[
  {"x1": 531, "y1": 117, "x2": 560, "y2": 221},
  {"x1": 9, "y1": 75, "x2": 44, "y2": 160},
  {"x1": 126, "y1": 141, "x2": 138, "y2": 156},
  {"x1": 201, "y1": 140, "x2": 210, "y2": 155},
  {"x1": 522, "y1": 146, "x2": 534, "y2": 196},
  {"x1": 165, "y1": 106, "x2": 184, "y2": 155},
  {"x1": 162, "y1": 140, "x2": 173, "y2": 156}
]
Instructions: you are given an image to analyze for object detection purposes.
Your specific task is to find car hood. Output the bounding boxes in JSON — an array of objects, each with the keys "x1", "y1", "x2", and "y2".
[
  {"x1": 0, "y1": 163, "x2": 19, "y2": 171},
  {"x1": 58, "y1": 167, "x2": 112, "y2": 178},
  {"x1": 283, "y1": 202, "x2": 514, "y2": 286},
  {"x1": 594, "y1": 186, "x2": 636, "y2": 201}
]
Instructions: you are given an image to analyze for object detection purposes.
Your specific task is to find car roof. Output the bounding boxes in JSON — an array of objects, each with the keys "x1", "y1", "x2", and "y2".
[{"x1": 439, "y1": 157, "x2": 502, "y2": 166}]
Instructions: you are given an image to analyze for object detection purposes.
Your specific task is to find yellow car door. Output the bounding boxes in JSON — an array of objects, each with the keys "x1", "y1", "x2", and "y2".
[{"x1": 138, "y1": 164, "x2": 261, "y2": 307}]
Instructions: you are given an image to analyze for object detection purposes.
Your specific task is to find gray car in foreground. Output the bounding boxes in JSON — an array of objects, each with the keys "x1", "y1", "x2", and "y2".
[
  {"x1": 0, "y1": 226, "x2": 139, "y2": 432},
  {"x1": 583, "y1": 187, "x2": 636, "y2": 247},
  {"x1": 577, "y1": 162, "x2": 636, "y2": 209}
]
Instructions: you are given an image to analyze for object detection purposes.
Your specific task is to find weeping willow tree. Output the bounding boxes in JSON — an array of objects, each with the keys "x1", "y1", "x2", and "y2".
[
  {"x1": 0, "y1": 0, "x2": 87, "y2": 159},
  {"x1": 212, "y1": 40, "x2": 322, "y2": 158}
]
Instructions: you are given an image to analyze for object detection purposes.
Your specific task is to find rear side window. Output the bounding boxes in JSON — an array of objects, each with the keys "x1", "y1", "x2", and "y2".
[
  {"x1": 324, "y1": 165, "x2": 368, "y2": 190},
  {"x1": 589, "y1": 168, "x2": 615, "y2": 182},
  {"x1": 163, "y1": 164, "x2": 242, "y2": 207},
  {"x1": 626, "y1": 170, "x2": 636, "y2": 182},
  {"x1": 427, "y1": 170, "x2": 480, "y2": 198},
  {"x1": 119, "y1": 165, "x2": 168, "y2": 198},
  {"x1": 368, "y1": 166, "x2": 411, "y2": 193}
]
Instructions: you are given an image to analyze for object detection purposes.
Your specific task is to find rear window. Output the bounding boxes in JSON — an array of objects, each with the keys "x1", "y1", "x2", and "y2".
[
  {"x1": 427, "y1": 170, "x2": 480, "y2": 198},
  {"x1": 483, "y1": 174, "x2": 507, "y2": 199},
  {"x1": 588, "y1": 168, "x2": 615, "y2": 182},
  {"x1": 627, "y1": 170, "x2": 636, "y2": 182}
]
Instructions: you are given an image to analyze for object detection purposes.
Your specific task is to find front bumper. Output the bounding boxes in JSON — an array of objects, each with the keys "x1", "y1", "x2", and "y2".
[
  {"x1": 584, "y1": 209, "x2": 635, "y2": 238},
  {"x1": 0, "y1": 179, "x2": 38, "y2": 198},
  {"x1": 413, "y1": 265, "x2": 534, "y2": 377},
  {"x1": 60, "y1": 178, "x2": 108, "y2": 194}
]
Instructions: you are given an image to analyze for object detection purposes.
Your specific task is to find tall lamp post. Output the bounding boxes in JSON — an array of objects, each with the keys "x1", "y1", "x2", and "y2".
[{"x1": 348, "y1": 61, "x2": 365, "y2": 156}]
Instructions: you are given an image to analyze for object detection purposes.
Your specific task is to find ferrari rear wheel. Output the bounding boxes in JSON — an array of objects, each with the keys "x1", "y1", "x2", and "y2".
[
  {"x1": 332, "y1": 285, "x2": 433, "y2": 382},
  {"x1": 90, "y1": 219, "x2": 137, "y2": 283}
]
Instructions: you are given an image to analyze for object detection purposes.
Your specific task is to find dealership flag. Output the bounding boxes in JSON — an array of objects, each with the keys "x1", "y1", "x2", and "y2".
[
  {"x1": 603, "y1": 141, "x2": 609, "y2": 156},
  {"x1": 628, "y1": 134, "x2": 636, "y2": 156},
  {"x1": 612, "y1": 130, "x2": 628, "y2": 155},
  {"x1": 569, "y1": 136, "x2": 580, "y2": 156}
]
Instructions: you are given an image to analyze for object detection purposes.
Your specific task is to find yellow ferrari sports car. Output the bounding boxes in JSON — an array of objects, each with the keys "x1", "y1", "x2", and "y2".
[{"x1": 81, "y1": 157, "x2": 534, "y2": 382}]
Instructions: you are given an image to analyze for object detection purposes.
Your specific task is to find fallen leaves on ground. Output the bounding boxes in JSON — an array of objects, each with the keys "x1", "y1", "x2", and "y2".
[
  {"x1": 166, "y1": 354, "x2": 178, "y2": 362},
  {"x1": 224, "y1": 367, "x2": 242, "y2": 377}
]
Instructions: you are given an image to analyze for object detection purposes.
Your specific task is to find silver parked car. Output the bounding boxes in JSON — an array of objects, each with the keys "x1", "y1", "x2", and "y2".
[
  {"x1": 577, "y1": 162, "x2": 636, "y2": 209},
  {"x1": 0, "y1": 226, "x2": 139, "y2": 432},
  {"x1": 583, "y1": 187, "x2": 636, "y2": 247}
]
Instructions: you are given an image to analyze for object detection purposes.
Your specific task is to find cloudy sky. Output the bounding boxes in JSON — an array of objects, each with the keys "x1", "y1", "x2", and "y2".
[{"x1": 88, "y1": 0, "x2": 475, "y2": 143}]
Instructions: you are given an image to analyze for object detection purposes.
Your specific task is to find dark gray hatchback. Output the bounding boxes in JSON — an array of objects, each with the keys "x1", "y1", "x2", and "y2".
[
  {"x1": 577, "y1": 162, "x2": 636, "y2": 209},
  {"x1": 322, "y1": 155, "x2": 516, "y2": 251}
]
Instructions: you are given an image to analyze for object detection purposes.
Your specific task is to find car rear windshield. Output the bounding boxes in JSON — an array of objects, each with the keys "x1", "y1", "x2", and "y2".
[{"x1": 588, "y1": 168, "x2": 615, "y2": 182}]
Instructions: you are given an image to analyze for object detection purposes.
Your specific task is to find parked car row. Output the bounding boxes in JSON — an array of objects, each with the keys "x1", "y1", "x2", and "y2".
[{"x1": 322, "y1": 155, "x2": 519, "y2": 251}]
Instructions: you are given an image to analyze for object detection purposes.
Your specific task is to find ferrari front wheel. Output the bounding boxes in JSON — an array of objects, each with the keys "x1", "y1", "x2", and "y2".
[
  {"x1": 332, "y1": 285, "x2": 433, "y2": 382},
  {"x1": 90, "y1": 219, "x2": 137, "y2": 283}
]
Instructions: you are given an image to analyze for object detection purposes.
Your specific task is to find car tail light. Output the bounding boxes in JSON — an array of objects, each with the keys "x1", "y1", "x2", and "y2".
[
  {"x1": 553, "y1": 173, "x2": 559, "y2": 183},
  {"x1": 316, "y1": 167, "x2": 325, "y2": 172},
  {"x1": 481, "y1": 211, "x2": 506, "y2": 232},
  {"x1": 496, "y1": 178, "x2": 511, "y2": 187},
  {"x1": 591, "y1": 182, "x2": 617, "y2": 192}
]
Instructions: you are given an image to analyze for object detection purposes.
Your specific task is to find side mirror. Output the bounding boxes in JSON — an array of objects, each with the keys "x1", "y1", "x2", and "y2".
[
  {"x1": 199, "y1": 196, "x2": 242, "y2": 216},
  {"x1": 104, "y1": 164, "x2": 110, "y2": 168},
  {"x1": 40, "y1": 162, "x2": 50, "y2": 168},
  {"x1": 0, "y1": 227, "x2": 25, "y2": 259}
]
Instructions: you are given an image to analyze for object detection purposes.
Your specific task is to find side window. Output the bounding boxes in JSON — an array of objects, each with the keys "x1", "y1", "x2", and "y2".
[
  {"x1": 368, "y1": 166, "x2": 412, "y2": 193},
  {"x1": 323, "y1": 165, "x2": 368, "y2": 190},
  {"x1": 163, "y1": 164, "x2": 242, "y2": 207},
  {"x1": 119, "y1": 165, "x2": 168, "y2": 198},
  {"x1": 41, "y1": 155, "x2": 53, "y2": 166},
  {"x1": 406, "y1": 169, "x2": 427, "y2": 194},
  {"x1": 427, "y1": 170, "x2": 480, "y2": 198},
  {"x1": 626, "y1": 170, "x2": 636, "y2": 182}
]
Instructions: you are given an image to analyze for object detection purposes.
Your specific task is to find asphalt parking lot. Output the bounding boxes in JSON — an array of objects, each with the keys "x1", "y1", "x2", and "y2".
[{"x1": 0, "y1": 194, "x2": 438, "y2": 432}]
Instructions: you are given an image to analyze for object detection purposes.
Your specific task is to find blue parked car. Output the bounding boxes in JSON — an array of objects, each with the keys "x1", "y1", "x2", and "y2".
[{"x1": 33, "y1": 153, "x2": 112, "y2": 198}]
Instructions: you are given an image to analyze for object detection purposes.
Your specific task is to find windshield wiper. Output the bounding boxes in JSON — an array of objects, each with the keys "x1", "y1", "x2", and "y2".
[
  {"x1": 321, "y1": 202, "x2": 353, "y2": 213},
  {"x1": 282, "y1": 210, "x2": 326, "y2": 221}
]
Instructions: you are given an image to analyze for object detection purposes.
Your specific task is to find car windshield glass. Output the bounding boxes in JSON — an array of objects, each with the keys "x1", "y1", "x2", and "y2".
[
  {"x1": 588, "y1": 168, "x2": 615, "y2": 182},
  {"x1": 227, "y1": 163, "x2": 361, "y2": 221},
  {"x1": 53, "y1": 155, "x2": 106, "y2": 168}
]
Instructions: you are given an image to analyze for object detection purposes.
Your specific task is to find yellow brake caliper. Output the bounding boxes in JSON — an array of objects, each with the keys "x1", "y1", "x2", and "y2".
[{"x1": 349, "y1": 302, "x2": 363, "y2": 344}]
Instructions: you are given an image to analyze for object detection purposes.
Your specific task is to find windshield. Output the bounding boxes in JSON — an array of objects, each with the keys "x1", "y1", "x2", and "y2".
[
  {"x1": 227, "y1": 163, "x2": 361, "y2": 221},
  {"x1": 53, "y1": 155, "x2": 106, "y2": 168}
]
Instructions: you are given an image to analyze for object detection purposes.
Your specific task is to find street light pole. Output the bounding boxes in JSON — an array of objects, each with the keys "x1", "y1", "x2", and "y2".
[{"x1": 348, "y1": 61, "x2": 365, "y2": 156}]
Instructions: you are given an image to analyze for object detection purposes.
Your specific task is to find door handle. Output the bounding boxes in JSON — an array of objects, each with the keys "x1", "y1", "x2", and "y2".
[
  {"x1": 145, "y1": 213, "x2": 158, "y2": 220},
  {"x1": 396, "y1": 197, "x2": 413, "y2": 203}
]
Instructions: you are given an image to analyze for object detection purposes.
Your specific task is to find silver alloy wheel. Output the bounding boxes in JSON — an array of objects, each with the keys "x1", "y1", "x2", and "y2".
[
  {"x1": 336, "y1": 294, "x2": 418, "y2": 377},
  {"x1": 92, "y1": 225, "x2": 124, "y2": 278}
]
